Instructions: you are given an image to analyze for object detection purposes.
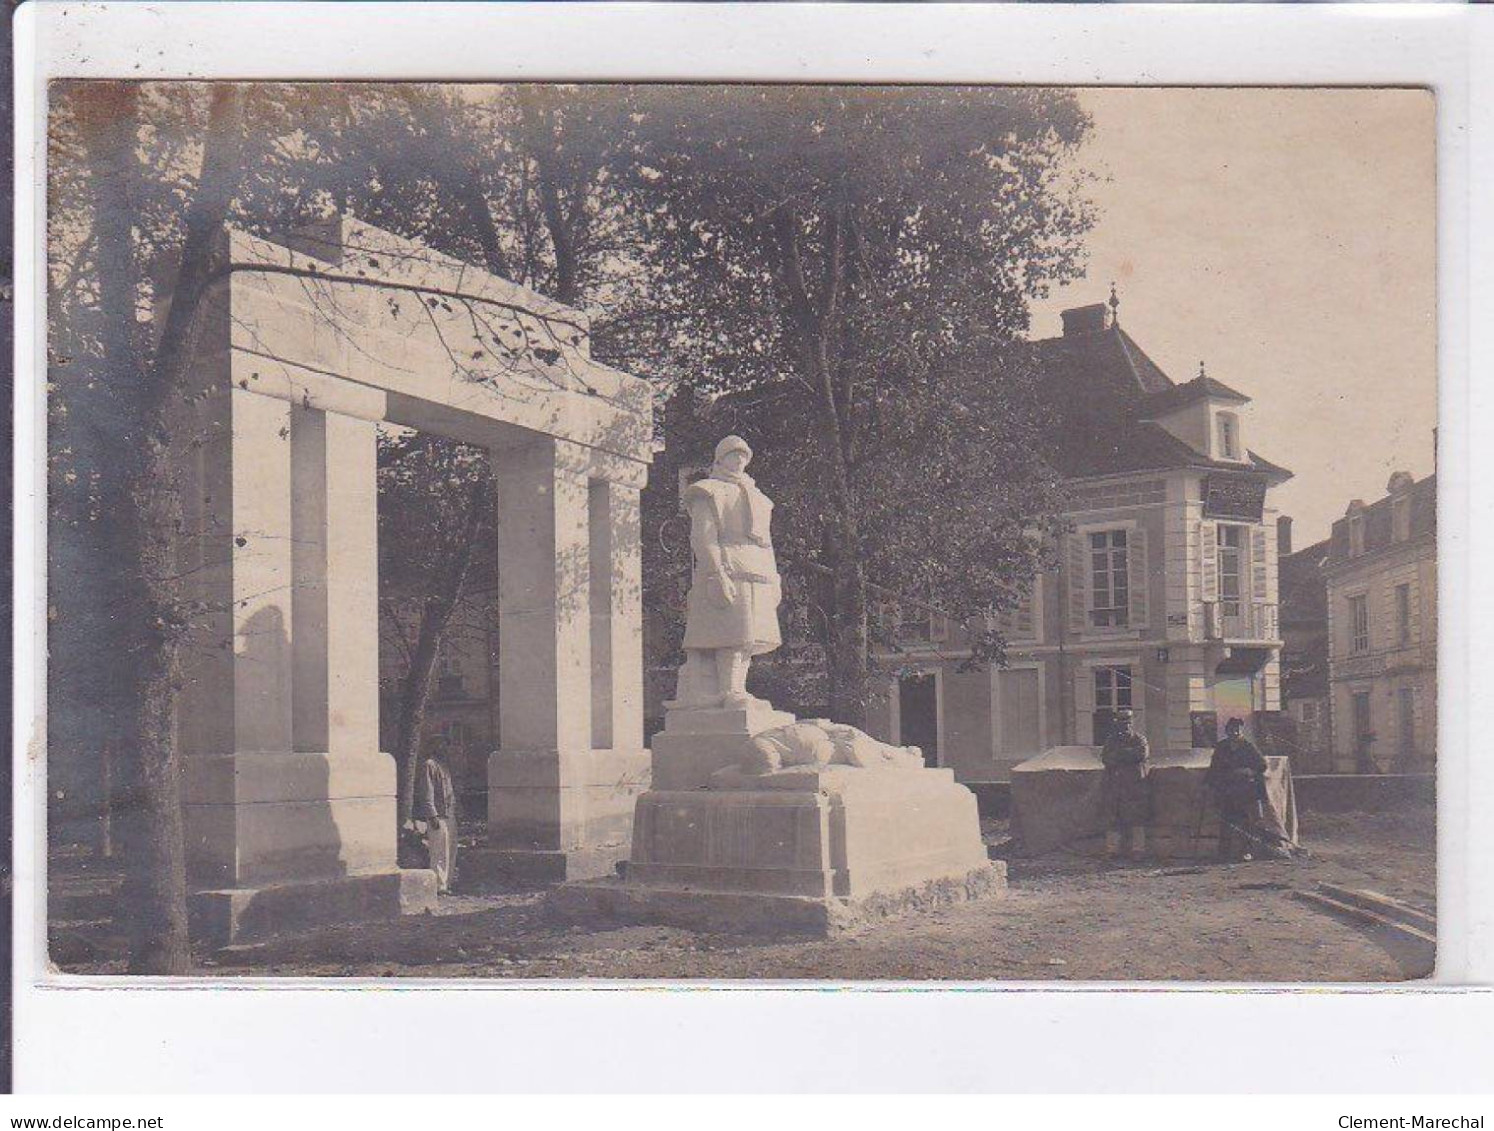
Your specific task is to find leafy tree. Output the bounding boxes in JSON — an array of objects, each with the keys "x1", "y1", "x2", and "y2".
[
  {"x1": 617, "y1": 85, "x2": 1094, "y2": 723},
  {"x1": 52, "y1": 81, "x2": 248, "y2": 972},
  {"x1": 48, "y1": 84, "x2": 654, "y2": 949}
]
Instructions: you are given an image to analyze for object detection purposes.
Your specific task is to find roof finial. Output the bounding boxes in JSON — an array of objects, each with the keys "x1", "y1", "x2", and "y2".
[
  {"x1": 1198, "y1": 360, "x2": 1207, "y2": 380},
  {"x1": 1108, "y1": 281, "x2": 1120, "y2": 325}
]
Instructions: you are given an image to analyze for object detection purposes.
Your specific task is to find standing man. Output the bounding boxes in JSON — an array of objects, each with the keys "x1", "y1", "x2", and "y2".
[
  {"x1": 1205, "y1": 716, "x2": 1269, "y2": 862},
  {"x1": 672, "y1": 435, "x2": 783, "y2": 710},
  {"x1": 1100, "y1": 707, "x2": 1150, "y2": 858},
  {"x1": 414, "y1": 751, "x2": 459, "y2": 893}
]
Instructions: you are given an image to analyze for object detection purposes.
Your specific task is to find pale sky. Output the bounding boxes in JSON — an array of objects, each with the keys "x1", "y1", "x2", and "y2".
[{"x1": 1030, "y1": 87, "x2": 1437, "y2": 547}]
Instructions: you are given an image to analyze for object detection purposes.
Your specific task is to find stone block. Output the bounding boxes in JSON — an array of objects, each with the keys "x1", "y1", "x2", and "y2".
[
  {"x1": 553, "y1": 863, "x2": 1005, "y2": 937},
  {"x1": 559, "y1": 743, "x2": 1000, "y2": 934},
  {"x1": 184, "y1": 794, "x2": 397, "y2": 889},
  {"x1": 192, "y1": 868, "x2": 437, "y2": 947},
  {"x1": 1009, "y1": 746, "x2": 1299, "y2": 858},
  {"x1": 483, "y1": 747, "x2": 651, "y2": 882}
]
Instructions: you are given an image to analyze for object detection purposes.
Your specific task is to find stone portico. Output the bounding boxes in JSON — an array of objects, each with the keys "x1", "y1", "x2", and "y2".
[{"x1": 173, "y1": 217, "x2": 653, "y2": 942}]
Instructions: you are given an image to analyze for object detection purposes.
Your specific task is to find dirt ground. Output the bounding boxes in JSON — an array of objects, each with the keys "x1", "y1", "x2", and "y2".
[{"x1": 49, "y1": 807, "x2": 1436, "y2": 983}]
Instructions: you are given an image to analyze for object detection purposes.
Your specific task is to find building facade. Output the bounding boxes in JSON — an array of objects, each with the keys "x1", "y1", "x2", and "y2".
[
  {"x1": 866, "y1": 300, "x2": 1292, "y2": 783},
  {"x1": 1277, "y1": 526, "x2": 1333, "y2": 772},
  {"x1": 1323, "y1": 472, "x2": 1437, "y2": 773}
]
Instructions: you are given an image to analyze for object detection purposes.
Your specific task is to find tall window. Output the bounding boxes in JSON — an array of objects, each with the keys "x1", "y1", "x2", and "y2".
[
  {"x1": 1089, "y1": 529, "x2": 1130, "y2": 628},
  {"x1": 1217, "y1": 413, "x2": 1240, "y2": 460},
  {"x1": 1094, "y1": 665, "x2": 1134, "y2": 711},
  {"x1": 1396, "y1": 583, "x2": 1412, "y2": 646},
  {"x1": 1092, "y1": 664, "x2": 1135, "y2": 745},
  {"x1": 1349, "y1": 594, "x2": 1370, "y2": 655},
  {"x1": 437, "y1": 648, "x2": 465, "y2": 695},
  {"x1": 1217, "y1": 524, "x2": 1245, "y2": 616}
]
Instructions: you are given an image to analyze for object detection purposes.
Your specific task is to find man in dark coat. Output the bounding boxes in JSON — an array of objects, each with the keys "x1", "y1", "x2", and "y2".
[
  {"x1": 1205, "y1": 717, "x2": 1268, "y2": 862},
  {"x1": 1100, "y1": 708, "x2": 1150, "y2": 858}
]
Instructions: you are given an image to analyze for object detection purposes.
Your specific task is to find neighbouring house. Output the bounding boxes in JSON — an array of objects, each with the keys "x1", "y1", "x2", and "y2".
[
  {"x1": 1277, "y1": 522, "x2": 1333, "y2": 772},
  {"x1": 1323, "y1": 471, "x2": 1438, "y2": 774},
  {"x1": 864, "y1": 297, "x2": 1293, "y2": 784}
]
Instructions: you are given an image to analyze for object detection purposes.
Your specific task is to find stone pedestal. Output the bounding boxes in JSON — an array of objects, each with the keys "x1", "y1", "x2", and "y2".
[{"x1": 552, "y1": 707, "x2": 1003, "y2": 934}]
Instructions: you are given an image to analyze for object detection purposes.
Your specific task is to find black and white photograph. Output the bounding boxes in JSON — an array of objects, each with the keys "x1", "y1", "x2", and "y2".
[{"x1": 37, "y1": 78, "x2": 1441, "y2": 985}]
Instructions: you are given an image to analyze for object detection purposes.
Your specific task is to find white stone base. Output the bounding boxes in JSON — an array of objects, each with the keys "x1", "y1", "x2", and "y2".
[
  {"x1": 551, "y1": 753, "x2": 1000, "y2": 933},
  {"x1": 552, "y1": 863, "x2": 1005, "y2": 936},
  {"x1": 191, "y1": 868, "x2": 438, "y2": 946},
  {"x1": 473, "y1": 747, "x2": 651, "y2": 889}
]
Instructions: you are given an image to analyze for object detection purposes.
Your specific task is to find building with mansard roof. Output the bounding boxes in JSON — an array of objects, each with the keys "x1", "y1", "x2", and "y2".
[{"x1": 865, "y1": 297, "x2": 1293, "y2": 783}]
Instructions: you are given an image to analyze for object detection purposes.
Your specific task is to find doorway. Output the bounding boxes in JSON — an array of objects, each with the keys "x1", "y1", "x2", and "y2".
[
  {"x1": 898, "y1": 673, "x2": 940, "y2": 767},
  {"x1": 1352, "y1": 691, "x2": 1375, "y2": 773},
  {"x1": 996, "y1": 668, "x2": 1042, "y2": 762}
]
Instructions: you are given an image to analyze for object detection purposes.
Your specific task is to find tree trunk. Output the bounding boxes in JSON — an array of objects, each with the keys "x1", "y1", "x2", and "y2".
[
  {"x1": 519, "y1": 94, "x2": 581, "y2": 305},
  {"x1": 77, "y1": 82, "x2": 246, "y2": 973},
  {"x1": 392, "y1": 480, "x2": 487, "y2": 827},
  {"x1": 766, "y1": 206, "x2": 871, "y2": 726},
  {"x1": 825, "y1": 547, "x2": 871, "y2": 729}
]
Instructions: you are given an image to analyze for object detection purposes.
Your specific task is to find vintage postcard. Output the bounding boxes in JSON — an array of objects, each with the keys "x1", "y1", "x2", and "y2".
[{"x1": 41, "y1": 79, "x2": 1437, "y2": 984}]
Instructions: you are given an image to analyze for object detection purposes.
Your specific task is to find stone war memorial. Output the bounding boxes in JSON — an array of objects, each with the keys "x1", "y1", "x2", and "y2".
[
  {"x1": 174, "y1": 216, "x2": 997, "y2": 944},
  {"x1": 173, "y1": 216, "x2": 653, "y2": 943},
  {"x1": 554, "y1": 436, "x2": 1002, "y2": 934}
]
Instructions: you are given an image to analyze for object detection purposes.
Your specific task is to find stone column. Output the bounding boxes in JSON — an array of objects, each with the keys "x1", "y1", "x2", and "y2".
[
  {"x1": 480, "y1": 438, "x2": 650, "y2": 884},
  {"x1": 589, "y1": 479, "x2": 644, "y2": 752},
  {"x1": 179, "y1": 392, "x2": 434, "y2": 943}
]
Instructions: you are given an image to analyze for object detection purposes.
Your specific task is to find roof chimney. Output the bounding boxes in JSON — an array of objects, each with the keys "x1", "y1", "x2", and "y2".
[
  {"x1": 1277, "y1": 515, "x2": 1293, "y2": 556},
  {"x1": 1061, "y1": 303, "x2": 1110, "y2": 337}
]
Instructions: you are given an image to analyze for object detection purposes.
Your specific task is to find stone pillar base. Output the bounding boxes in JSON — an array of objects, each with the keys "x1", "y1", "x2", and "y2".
[
  {"x1": 191, "y1": 868, "x2": 437, "y2": 947},
  {"x1": 480, "y1": 747, "x2": 651, "y2": 890},
  {"x1": 458, "y1": 844, "x2": 626, "y2": 890}
]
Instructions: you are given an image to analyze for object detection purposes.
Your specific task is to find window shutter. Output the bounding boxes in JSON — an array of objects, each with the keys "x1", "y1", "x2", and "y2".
[
  {"x1": 1067, "y1": 535, "x2": 1088, "y2": 634},
  {"x1": 1382, "y1": 576, "x2": 1395, "y2": 651},
  {"x1": 1001, "y1": 587, "x2": 1035, "y2": 641},
  {"x1": 1074, "y1": 667, "x2": 1096, "y2": 745},
  {"x1": 1200, "y1": 522, "x2": 1219, "y2": 603},
  {"x1": 1128, "y1": 529, "x2": 1149, "y2": 629},
  {"x1": 1251, "y1": 526, "x2": 1269, "y2": 602}
]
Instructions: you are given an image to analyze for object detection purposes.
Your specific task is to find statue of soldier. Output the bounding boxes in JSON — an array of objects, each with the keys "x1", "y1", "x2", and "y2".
[
  {"x1": 1205, "y1": 716, "x2": 1269, "y2": 862},
  {"x1": 672, "y1": 435, "x2": 783, "y2": 710},
  {"x1": 1100, "y1": 707, "x2": 1150, "y2": 858}
]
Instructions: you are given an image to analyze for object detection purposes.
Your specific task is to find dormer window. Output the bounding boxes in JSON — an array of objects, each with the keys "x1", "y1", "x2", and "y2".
[
  {"x1": 1393, "y1": 496, "x2": 1411, "y2": 542},
  {"x1": 1349, "y1": 513, "x2": 1365, "y2": 556},
  {"x1": 1217, "y1": 412, "x2": 1240, "y2": 460},
  {"x1": 1388, "y1": 471, "x2": 1415, "y2": 542}
]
